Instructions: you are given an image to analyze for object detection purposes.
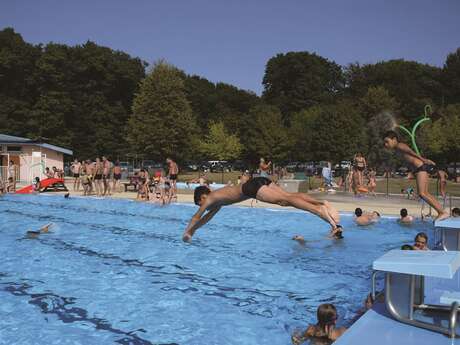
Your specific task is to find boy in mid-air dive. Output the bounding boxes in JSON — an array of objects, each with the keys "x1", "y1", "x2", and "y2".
[
  {"x1": 383, "y1": 130, "x2": 449, "y2": 221},
  {"x1": 182, "y1": 177, "x2": 341, "y2": 242}
]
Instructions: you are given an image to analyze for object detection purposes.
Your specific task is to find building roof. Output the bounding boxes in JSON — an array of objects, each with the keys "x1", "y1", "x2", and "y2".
[{"x1": 0, "y1": 134, "x2": 73, "y2": 155}]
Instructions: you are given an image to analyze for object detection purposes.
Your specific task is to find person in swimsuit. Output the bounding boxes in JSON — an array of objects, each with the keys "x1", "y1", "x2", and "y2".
[
  {"x1": 71, "y1": 159, "x2": 82, "y2": 191},
  {"x1": 102, "y1": 156, "x2": 112, "y2": 196},
  {"x1": 399, "y1": 208, "x2": 414, "y2": 224},
  {"x1": 182, "y1": 176, "x2": 341, "y2": 242},
  {"x1": 93, "y1": 157, "x2": 103, "y2": 197},
  {"x1": 367, "y1": 168, "x2": 377, "y2": 196},
  {"x1": 437, "y1": 169, "x2": 448, "y2": 200},
  {"x1": 384, "y1": 130, "x2": 449, "y2": 221},
  {"x1": 166, "y1": 158, "x2": 179, "y2": 199},
  {"x1": 353, "y1": 153, "x2": 367, "y2": 187},
  {"x1": 291, "y1": 303, "x2": 347, "y2": 345},
  {"x1": 112, "y1": 161, "x2": 122, "y2": 193},
  {"x1": 259, "y1": 158, "x2": 272, "y2": 178}
]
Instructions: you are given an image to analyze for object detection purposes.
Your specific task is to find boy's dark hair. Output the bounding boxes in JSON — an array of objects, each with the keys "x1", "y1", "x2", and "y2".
[
  {"x1": 452, "y1": 208, "x2": 460, "y2": 217},
  {"x1": 383, "y1": 130, "x2": 399, "y2": 141},
  {"x1": 401, "y1": 244, "x2": 414, "y2": 250},
  {"x1": 194, "y1": 186, "x2": 211, "y2": 205},
  {"x1": 415, "y1": 232, "x2": 428, "y2": 242},
  {"x1": 400, "y1": 208, "x2": 408, "y2": 217},
  {"x1": 355, "y1": 208, "x2": 363, "y2": 217}
]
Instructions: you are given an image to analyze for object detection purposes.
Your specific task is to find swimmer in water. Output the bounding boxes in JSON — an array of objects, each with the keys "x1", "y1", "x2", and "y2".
[
  {"x1": 399, "y1": 208, "x2": 413, "y2": 224},
  {"x1": 292, "y1": 303, "x2": 347, "y2": 345},
  {"x1": 182, "y1": 177, "x2": 341, "y2": 242},
  {"x1": 26, "y1": 223, "x2": 53, "y2": 238}
]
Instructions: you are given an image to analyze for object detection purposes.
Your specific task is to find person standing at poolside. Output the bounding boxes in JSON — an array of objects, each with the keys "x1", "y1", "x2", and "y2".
[
  {"x1": 84, "y1": 160, "x2": 94, "y2": 195},
  {"x1": 166, "y1": 158, "x2": 179, "y2": 199},
  {"x1": 383, "y1": 130, "x2": 449, "y2": 221},
  {"x1": 259, "y1": 158, "x2": 271, "y2": 177},
  {"x1": 438, "y1": 169, "x2": 448, "y2": 200},
  {"x1": 8, "y1": 160, "x2": 17, "y2": 191},
  {"x1": 353, "y1": 152, "x2": 367, "y2": 187},
  {"x1": 367, "y1": 168, "x2": 377, "y2": 196},
  {"x1": 93, "y1": 157, "x2": 103, "y2": 197},
  {"x1": 71, "y1": 159, "x2": 82, "y2": 191},
  {"x1": 182, "y1": 176, "x2": 341, "y2": 242},
  {"x1": 112, "y1": 161, "x2": 122, "y2": 193},
  {"x1": 102, "y1": 156, "x2": 112, "y2": 196}
]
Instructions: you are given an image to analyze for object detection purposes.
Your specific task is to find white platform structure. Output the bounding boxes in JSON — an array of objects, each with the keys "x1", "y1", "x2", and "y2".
[{"x1": 372, "y1": 249, "x2": 460, "y2": 338}]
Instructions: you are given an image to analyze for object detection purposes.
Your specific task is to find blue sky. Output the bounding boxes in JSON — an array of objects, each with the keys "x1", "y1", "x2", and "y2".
[{"x1": 1, "y1": 0, "x2": 459, "y2": 94}]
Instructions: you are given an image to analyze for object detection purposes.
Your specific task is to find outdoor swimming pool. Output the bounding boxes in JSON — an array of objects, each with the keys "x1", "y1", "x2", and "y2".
[{"x1": 0, "y1": 194, "x2": 433, "y2": 345}]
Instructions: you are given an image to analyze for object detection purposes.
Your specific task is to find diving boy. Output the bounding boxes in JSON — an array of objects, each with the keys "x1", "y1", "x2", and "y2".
[
  {"x1": 182, "y1": 177, "x2": 341, "y2": 242},
  {"x1": 383, "y1": 130, "x2": 449, "y2": 221}
]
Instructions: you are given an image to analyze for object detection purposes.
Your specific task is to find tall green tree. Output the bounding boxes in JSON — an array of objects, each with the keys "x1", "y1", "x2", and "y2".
[
  {"x1": 242, "y1": 104, "x2": 290, "y2": 163},
  {"x1": 199, "y1": 122, "x2": 242, "y2": 160},
  {"x1": 128, "y1": 60, "x2": 197, "y2": 161},
  {"x1": 419, "y1": 104, "x2": 460, "y2": 164},
  {"x1": 360, "y1": 86, "x2": 399, "y2": 167},
  {"x1": 262, "y1": 51, "x2": 344, "y2": 121},
  {"x1": 308, "y1": 101, "x2": 367, "y2": 163},
  {"x1": 344, "y1": 59, "x2": 443, "y2": 118},
  {"x1": 443, "y1": 48, "x2": 460, "y2": 105}
]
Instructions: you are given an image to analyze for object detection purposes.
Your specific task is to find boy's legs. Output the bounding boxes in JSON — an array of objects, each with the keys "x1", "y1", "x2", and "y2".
[
  {"x1": 279, "y1": 187, "x2": 339, "y2": 223},
  {"x1": 416, "y1": 171, "x2": 448, "y2": 220},
  {"x1": 256, "y1": 183, "x2": 339, "y2": 228}
]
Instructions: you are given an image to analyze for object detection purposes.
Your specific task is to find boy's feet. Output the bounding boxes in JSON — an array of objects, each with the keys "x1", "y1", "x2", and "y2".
[{"x1": 436, "y1": 211, "x2": 450, "y2": 222}]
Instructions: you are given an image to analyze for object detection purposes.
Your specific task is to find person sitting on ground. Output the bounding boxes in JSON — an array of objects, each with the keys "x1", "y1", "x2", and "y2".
[
  {"x1": 0, "y1": 178, "x2": 5, "y2": 194},
  {"x1": 291, "y1": 303, "x2": 347, "y2": 345},
  {"x1": 452, "y1": 208, "x2": 460, "y2": 217},
  {"x1": 44, "y1": 167, "x2": 54, "y2": 179},
  {"x1": 183, "y1": 177, "x2": 341, "y2": 242},
  {"x1": 26, "y1": 223, "x2": 53, "y2": 238},
  {"x1": 399, "y1": 208, "x2": 413, "y2": 224},
  {"x1": 414, "y1": 232, "x2": 429, "y2": 251},
  {"x1": 354, "y1": 208, "x2": 379, "y2": 226},
  {"x1": 384, "y1": 130, "x2": 449, "y2": 221},
  {"x1": 32, "y1": 177, "x2": 41, "y2": 193},
  {"x1": 6, "y1": 177, "x2": 15, "y2": 192}
]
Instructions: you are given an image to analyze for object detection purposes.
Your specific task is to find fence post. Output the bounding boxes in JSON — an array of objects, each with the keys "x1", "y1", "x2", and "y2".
[{"x1": 386, "y1": 170, "x2": 389, "y2": 197}]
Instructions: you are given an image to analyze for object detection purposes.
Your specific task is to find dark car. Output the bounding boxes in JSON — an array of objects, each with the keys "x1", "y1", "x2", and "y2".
[
  {"x1": 286, "y1": 162, "x2": 299, "y2": 173},
  {"x1": 230, "y1": 160, "x2": 246, "y2": 172}
]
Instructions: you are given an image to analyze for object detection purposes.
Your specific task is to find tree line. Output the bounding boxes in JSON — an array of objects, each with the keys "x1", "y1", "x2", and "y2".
[{"x1": 1, "y1": 27, "x2": 459, "y2": 169}]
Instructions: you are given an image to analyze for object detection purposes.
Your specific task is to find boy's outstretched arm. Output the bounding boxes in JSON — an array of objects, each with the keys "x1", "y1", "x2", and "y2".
[
  {"x1": 397, "y1": 143, "x2": 434, "y2": 164},
  {"x1": 182, "y1": 206, "x2": 221, "y2": 242}
]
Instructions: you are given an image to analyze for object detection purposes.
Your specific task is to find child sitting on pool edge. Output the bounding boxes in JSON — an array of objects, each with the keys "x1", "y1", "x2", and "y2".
[{"x1": 292, "y1": 303, "x2": 347, "y2": 345}]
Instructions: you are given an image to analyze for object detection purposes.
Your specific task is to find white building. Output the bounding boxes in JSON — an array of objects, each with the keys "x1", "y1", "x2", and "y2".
[{"x1": 0, "y1": 134, "x2": 73, "y2": 183}]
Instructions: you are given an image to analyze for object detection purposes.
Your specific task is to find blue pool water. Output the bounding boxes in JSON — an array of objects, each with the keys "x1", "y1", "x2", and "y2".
[{"x1": 0, "y1": 194, "x2": 433, "y2": 345}]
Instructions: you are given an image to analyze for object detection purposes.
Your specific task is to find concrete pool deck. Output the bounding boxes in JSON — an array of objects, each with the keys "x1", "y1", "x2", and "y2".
[{"x1": 49, "y1": 187, "x2": 459, "y2": 217}]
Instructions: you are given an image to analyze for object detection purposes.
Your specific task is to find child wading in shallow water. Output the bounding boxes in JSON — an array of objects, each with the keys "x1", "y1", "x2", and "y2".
[
  {"x1": 292, "y1": 304, "x2": 347, "y2": 345},
  {"x1": 383, "y1": 130, "x2": 449, "y2": 221}
]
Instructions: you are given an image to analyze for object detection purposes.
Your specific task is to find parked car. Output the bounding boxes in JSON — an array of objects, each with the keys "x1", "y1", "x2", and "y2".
[
  {"x1": 208, "y1": 160, "x2": 232, "y2": 173},
  {"x1": 447, "y1": 163, "x2": 460, "y2": 177},
  {"x1": 396, "y1": 166, "x2": 409, "y2": 177},
  {"x1": 182, "y1": 161, "x2": 199, "y2": 172},
  {"x1": 286, "y1": 162, "x2": 300, "y2": 172},
  {"x1": 230, "y1": 160, "x2": 246, "y2": 172}
]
